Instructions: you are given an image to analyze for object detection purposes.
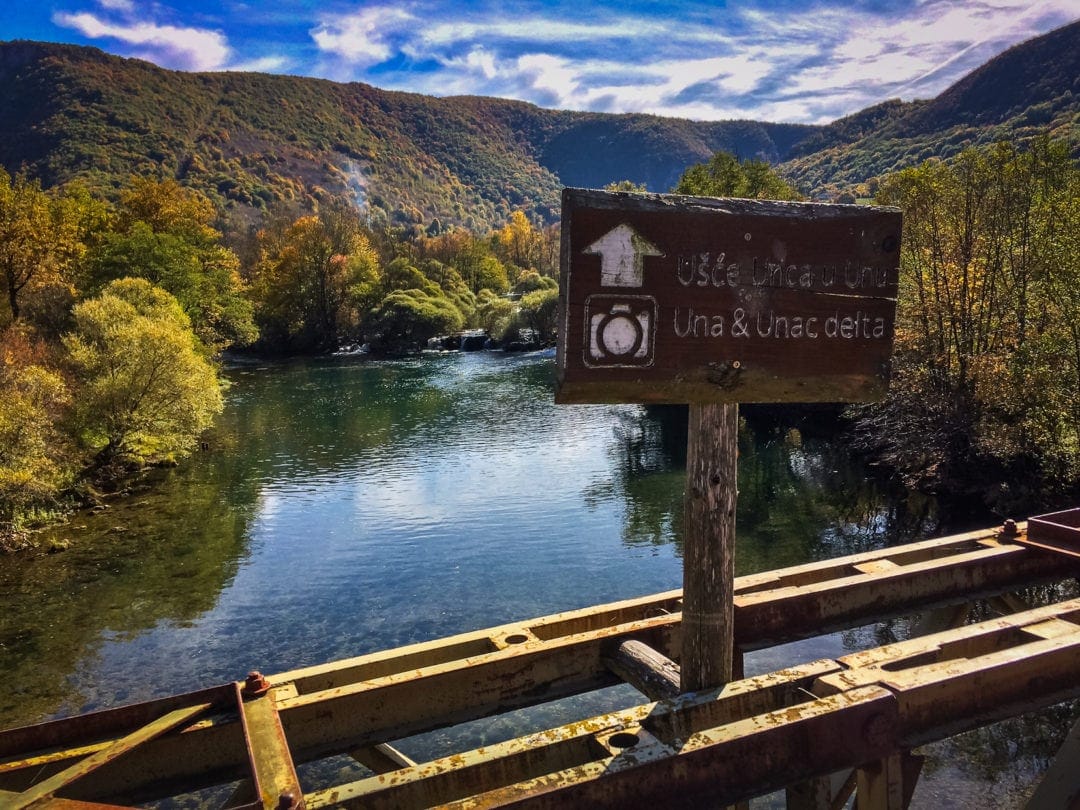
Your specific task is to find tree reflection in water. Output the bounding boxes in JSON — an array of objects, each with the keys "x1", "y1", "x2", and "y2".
[{"x1": 588, "y1": 402, "x2": 941, "y2": 571}]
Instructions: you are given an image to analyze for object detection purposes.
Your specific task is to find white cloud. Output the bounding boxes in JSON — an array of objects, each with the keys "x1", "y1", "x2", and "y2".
[
  {"x1": 54, "y1": 11, "x2": 232, "y2": 71},
  {"x1": 55, "y1": 0, "x2": 1080, "y2": 124},
  {"x1": 227, "y1": 55, "x2": 291, "y2": 73},
  {"x1": 419, "y1": 17, "x2": 668, "y2": 47},
  {"x1": 311, "y1": 6, "x2": 415, "y2": 67}
]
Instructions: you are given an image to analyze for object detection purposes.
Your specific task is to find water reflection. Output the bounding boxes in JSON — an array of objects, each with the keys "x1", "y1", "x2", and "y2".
[
  {"x1": 589, "y1": 403, "x2": 939, "y2": 570},
  {"x1": 0, "y1": 464, "x2": 257, "y2": 725}
]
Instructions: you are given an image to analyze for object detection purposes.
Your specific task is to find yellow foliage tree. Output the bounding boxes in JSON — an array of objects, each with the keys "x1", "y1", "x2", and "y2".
[
  {"x1": 0, "y1": 327, "x2": 72, "y2": 530},
  {"x1": 864, "y1": 138, "x2": 1080, "y2": 503},
  {"x1": 64, "y1": 279, "x2": 223, "y2": 465}
]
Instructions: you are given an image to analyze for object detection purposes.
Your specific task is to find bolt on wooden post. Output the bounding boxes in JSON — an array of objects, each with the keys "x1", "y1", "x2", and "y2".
[{"x1": 556, "y1": 188, "x2": 900, "y2": 693}]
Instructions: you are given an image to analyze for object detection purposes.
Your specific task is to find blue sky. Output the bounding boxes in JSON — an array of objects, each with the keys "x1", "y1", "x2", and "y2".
[{"x1": 4, "y1": 1, "x2": 1077, "y2": 124}]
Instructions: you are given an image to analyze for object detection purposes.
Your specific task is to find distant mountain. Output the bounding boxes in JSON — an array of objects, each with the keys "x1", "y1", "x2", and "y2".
[
  {"x1": 0, "y1": 40, "x2": 811, "y2": 231},
  {"x1": 0, "y1": 19, "x2": 1077, "y2": 228},
  {"x1": 781, "y1": 19, "x2": 1080, "y2": 195}
]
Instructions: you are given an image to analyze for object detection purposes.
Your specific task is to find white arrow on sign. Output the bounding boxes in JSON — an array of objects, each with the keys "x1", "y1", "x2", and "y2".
[{"x1": 583, "y1": 223, "x2": 663, "y2": 288}]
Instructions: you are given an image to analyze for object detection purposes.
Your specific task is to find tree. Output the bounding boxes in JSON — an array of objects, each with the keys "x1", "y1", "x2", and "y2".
[
  {"x1": 87, "y1": 179, "x2": 256, "y2": 353},
  {"x1": 513, "y1": 270, "x2": 557, "y2": 296},
  {"x1": 604, "y1": 180, "x2": 649, "y2": 193},
  {"x1": 0, "y1": 169, "x2": 86, "y2": 324},
  {"x1": 860, "y1": 138, "x2": 1080, "y2": 505},
  {"x1": 250, "y1": 202, "x2": 380, "y2": 351},
  {"x1": 116, "y1": 176, "x2": 219, "y2": 243},
  {"x1": 367, "y1": 288, "x2": 465, "y2": 355},
  {"x1": 673, "y1": 152, "x2": 803, "y2": 200},
  {"x1": 514, "y1": 287, "x2": 559, "y2": 343},
  {"x1": 474, "y1": 289, "x2": 515, "y2": 340},
  {"x1": 0, "y1": 327, "x2": 73, "y2": 530},
  {"x1": 419, "y1": 259, "x2": 476, "y2": 320},
  {"x1": 64, "y1": 278, "x2": 223, "y2": 465},
  {"x1": 495, "y1": 211, "x2": 543, "y2": 275}
]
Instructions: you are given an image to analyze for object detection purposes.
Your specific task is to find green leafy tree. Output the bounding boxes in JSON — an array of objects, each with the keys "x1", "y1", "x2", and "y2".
[
  {"x1": 673, "y1": 152, "x2": 802, "y2": 200},
  {"x1": 604, "y1": 180, "x2": 649, "y2": 193},
  {"x1": 474, "y1": 288, "x2": 515, "y2": 340},
  {"x1": 64, "y1": 278, "x2": 223, "y2": 466},
  {"x1": 419, "y1": 259, "x2": 476, "y2": 320},
  {"x1": 474, "y1": 255, "x2": 510, "y2": 295},
  {"x1": 86, "y1": 179, "x2": 256, "y2": 353},
  {"x1": 513, "y1": 270, "x2": 558, "y2": 296},
  {"x1": 514, "y1": 287, "x2": 560, "y2": 343},
  {"x1": 367, "y1": 288, "x2": 465, "y2": 354},
  {"x1": 382, "y1": 257, "x2": 440, "y2": 296}
]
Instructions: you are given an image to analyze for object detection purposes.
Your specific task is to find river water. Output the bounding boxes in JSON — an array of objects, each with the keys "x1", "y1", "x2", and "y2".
[{"x1": 0, "y1": 351, "x2": 1069, "y2": 806}]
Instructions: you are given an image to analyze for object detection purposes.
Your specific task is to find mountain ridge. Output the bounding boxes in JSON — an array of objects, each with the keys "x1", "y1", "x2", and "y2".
[
  {"x1": 780, "y1": 19, "x2": 1080, "y2": 194},
  {"x1": 1, "y1": 20, "x2": 1078, "y2": 230}
]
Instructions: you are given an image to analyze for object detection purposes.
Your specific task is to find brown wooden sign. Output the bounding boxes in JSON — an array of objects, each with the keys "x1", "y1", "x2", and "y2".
[{"x1": 555, "y1": 188, "x2": 901, "y2": 404}]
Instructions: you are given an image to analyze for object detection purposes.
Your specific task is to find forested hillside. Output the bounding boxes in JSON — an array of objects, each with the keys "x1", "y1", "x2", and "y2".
[
  {"x1": 4, "y1": 20, "x2": 1078, "y2": 226},
  {"x1": 0, "y1": 40, "x2": 810, "y2": 232},
  {"x1": 780, "y1": 19, "x2": 1080, "y2": 197}
]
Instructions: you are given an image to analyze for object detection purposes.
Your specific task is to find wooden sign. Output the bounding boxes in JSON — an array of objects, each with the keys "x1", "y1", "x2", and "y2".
[{"x1": 555, "y1": 188, "x2": 901, "y2": 404}]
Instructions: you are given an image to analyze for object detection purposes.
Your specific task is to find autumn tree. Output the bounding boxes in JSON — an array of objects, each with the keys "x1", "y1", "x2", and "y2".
[
  {"x1": 419, "y1": 228, "x2": 511, "y2": 294},
  {"x1": 495, "y1": 210, "x2": 544, "y2": 279},
  {"x1": 86, "y1": 178, "x2": 256, "y2": 353},
  {"x1": 64, "y1": 278, "x2": 223, "y2": 466},
  {"x1": 250, "y1": 201, "x2": 380, "y2": 351},
  {"x1": 0, "y1": 169, "x2": 88, "y2": 326},
  {"x1": 0, "y1": 326, "x2": 73, "y2": 535},
  {"x1": 859, "y1": 138, "x2": 1080, "y2": 506}
]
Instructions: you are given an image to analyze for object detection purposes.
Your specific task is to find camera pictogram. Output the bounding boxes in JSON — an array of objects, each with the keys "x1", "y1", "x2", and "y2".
[{"x1": 584, "y1": 294, "x2": 657, "y2": 368}]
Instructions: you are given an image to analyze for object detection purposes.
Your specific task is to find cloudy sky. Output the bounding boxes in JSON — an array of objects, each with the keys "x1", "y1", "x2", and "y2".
[{"x1": 5, "y1": 1, "x2": 1077, "y2": 124}]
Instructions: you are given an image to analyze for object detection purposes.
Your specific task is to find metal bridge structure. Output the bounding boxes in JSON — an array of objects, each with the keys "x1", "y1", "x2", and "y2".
[{"x1": 4, "y1": 516, "x2": 1080, "y2": 809}]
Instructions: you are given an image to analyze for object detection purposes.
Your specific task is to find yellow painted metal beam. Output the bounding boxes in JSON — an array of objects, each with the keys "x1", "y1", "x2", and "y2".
[
  {"x1": 4, "y1": 702, "x2": 210, "y2": 809},
  {"x1": 0, "y1": 525, "x2": 1076, "y2": 806}
]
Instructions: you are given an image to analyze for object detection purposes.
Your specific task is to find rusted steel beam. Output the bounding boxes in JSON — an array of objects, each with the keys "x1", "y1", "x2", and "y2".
[
  {"x1": 412, "y1": 688, "x2": 897, "y2": 809},
  {"x1": 854, "y1": 751, "x2": 921, "y2": 810},
  {"x1": 350, "y1": 742, "x2": 417, "y2": 773},
  {"x1": 238, "y1": 686, "x2": 304, "y2": 810},
  {"x1": 0, "y1": 797, "x2": 132, "y2": 809},
  {"x1": 305, "y1": 600, "x2": 1080, "y2": 809},
  {"x1": 304, "y1": 661, "x2": 890, "y2": 809},
  {"x1": 734, "y1": 529, "x2": 1070, "y2": 649},
  {"x1": 3, "y1": 701, "x2": 213, "y2": 809},
  {"x1": 0, "y1": 528, "x2": 1072, "y2": 803},
  {"x1": 0, "y1": 685, "x2": 250, "y2": 805},
  {"x1": 276, "y1": 615, "x2": 682, "y2": 764},
  {"x1": 0, "y1": 682, "x2": 236, "y2": 760},
  {"x1": 813, "y1": 597, "x2": 1080, "y2": 746}
]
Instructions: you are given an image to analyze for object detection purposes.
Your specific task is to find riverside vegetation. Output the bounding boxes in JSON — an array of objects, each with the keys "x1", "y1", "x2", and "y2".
[
  {"x1": 1, "y1": 132, "x2": 1079, "y2": 547},
  {"x1": 0, "y1": 170, "x2": 561, "y2": 548}
]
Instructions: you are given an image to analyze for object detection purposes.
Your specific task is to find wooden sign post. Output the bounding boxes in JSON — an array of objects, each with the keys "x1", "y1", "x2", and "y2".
[{"x1": 556, "y1": 188, "x2": 901, "y2": 692}]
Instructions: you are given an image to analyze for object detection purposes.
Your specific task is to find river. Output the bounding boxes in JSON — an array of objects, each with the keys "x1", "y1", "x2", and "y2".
[{"x1": 0, "y1": 351, "x2": 1069, "y2": 806}]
